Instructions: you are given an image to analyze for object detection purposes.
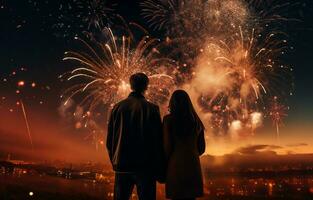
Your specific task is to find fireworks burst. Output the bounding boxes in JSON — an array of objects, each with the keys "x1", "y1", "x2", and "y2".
[
  {"x1": 141, "y1": 0, "x2": 254, "y2": 77},
  {"x1": 53, "y1": 0, "x2": 114, "y2": 37},
  {"x1": 142, "y1": 0, "x2": 296, "y2": 138},
  {"x1": 142, "y1": 0, "x2": 298, "y2": 36},
  {"x1": 247, "y1": 0, "x2": 300, "y2": 26},
  {"x1": 187, "y1": 25, "x2": 293, "y2": 136},
  {"x1": 210, "y1": 26, "x2": 291, "y2": 104},
  {"x1": 141, "y1": 0, "x2": 198, "y2": 34},
  {"x1": 57, "y1": 0, "x2": 296, "y2": 140},
  {"x1": 142, "y1": 0, "x2": 251, "y2": 37},
  {"x1": 61, "y1": 27, "x2": 176, "y2": 123},
  {"x1": 141, "y1": 0, "x2": 299, "y2": 76},
  {"x1": 80, "y1": 0, "x2": 114, "y2": 30}
]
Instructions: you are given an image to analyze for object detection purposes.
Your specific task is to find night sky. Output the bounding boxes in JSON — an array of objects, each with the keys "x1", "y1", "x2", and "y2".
[{"x1": 0, "y1": 0, "x2": 312, "y2": 160}]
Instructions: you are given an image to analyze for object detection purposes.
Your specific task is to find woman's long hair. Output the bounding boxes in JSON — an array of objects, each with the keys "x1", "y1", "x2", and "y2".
[{"x1": 169, "y1": 90, "x2": 204, "y2": 135}]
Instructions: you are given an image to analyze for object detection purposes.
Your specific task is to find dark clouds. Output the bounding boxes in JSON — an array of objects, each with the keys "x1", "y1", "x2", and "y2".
[{"x1": 234, "y1": 144, "x2": 283, "y2": 155}]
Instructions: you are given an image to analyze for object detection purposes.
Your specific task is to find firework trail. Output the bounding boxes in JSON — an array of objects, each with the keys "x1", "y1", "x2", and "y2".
[
  {"x1": 61, "y1": 27, "x2": 176, "y2": 126},
  {"x1": 269, "y1": 96, "x2": 289, "y2": 141},
  {"x1": 20, "y1": 100, "x2": 34, "y2": 151},
  {"x1": 0, "y1": 67, "x2": 48, "y2": 149}
]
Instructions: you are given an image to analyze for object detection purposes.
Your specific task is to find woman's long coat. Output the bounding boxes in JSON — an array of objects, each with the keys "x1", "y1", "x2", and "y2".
[{"x1": 163, "y1": 114, "x2": 206, "y2": 199}]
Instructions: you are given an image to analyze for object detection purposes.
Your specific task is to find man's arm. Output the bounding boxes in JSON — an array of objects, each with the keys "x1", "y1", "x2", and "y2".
[{"x1": 106, "y1": 107, "x2": 115, "y2": 163}]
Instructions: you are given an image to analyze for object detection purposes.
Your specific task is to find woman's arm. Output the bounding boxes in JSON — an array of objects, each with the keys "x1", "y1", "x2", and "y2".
[
  {"x1": 198, "y1": 129, "x2": 206, "y2": 155},
  {"x1": 163, "y1": 116, "x2": 172, "y2": 159}
]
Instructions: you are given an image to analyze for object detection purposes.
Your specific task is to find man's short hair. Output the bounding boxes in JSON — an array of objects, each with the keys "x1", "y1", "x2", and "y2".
[{"x1": 129, "y1": 73, "x2": 149, "y2": 93}]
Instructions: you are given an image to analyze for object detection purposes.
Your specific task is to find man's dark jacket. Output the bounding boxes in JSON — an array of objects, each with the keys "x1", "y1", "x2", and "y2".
[{"x1": 106, "y1": 92, "x2": 164, "y2": 179}]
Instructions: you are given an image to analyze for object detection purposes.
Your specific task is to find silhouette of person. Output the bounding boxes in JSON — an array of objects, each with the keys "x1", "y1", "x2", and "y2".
[
  {"x1": 107, "y1": 73, "x2": 164, "y2": 200},
  {"x1": 163, "y1": 90, "x2": 206, "y2": 200}
]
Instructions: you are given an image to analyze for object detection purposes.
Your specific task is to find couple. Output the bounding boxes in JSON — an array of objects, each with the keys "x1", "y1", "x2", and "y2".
[{"x1": 107, "y1": 73, "x2": 205, "y2": 200}]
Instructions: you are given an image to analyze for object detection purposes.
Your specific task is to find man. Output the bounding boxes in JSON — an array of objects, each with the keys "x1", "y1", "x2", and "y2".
[{"x1": 106, "y1": 73, "x2": 164, "y2": 200}]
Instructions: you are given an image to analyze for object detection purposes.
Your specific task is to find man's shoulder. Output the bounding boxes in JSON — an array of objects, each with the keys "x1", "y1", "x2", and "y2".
[
  {"x1": 146, "y1": 101, "x2": 159, "y2": 111},
  {"x1": 112, "y1": 97, "x2": 159, "y2": 112},
  {"x1": 111, "y1": 99, "x2": 128, "y2": 111}
]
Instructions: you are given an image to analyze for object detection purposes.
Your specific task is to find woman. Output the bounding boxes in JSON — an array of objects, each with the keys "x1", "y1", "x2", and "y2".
[{"x1": 163, "y1": 90, "x2": 206, "y2": 200}]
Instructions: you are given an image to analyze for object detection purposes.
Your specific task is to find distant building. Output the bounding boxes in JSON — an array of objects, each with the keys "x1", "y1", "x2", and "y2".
[{"x1": 0, "y1": 160, "x2": 14, "y2": 174}]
